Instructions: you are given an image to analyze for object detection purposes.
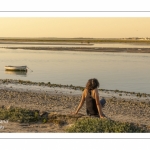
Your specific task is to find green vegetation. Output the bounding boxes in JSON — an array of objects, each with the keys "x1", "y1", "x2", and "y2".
[
  {"x1": 66, "y1": 118, "x2": 147, "y2": 133},
  {"x1": 0, "y1": 106, "x2": 148, "y2": 132},
  {"x1": 0, "y1": 107, "x2": 48, "y2": 123}
]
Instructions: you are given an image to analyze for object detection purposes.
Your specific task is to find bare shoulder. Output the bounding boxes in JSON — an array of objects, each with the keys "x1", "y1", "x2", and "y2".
[
  {"x1": 92, "y1": 88, "x2": 99, "y2": 93},
  {"x1": 82, "y1": 88, "x2": 88, "y2": 97},
  {"x1": 91, "y1": 88, "x2": 99, "y2": 100},
  {"x1": 84, "y1": 88, "x2": 88, "y2": 93}
]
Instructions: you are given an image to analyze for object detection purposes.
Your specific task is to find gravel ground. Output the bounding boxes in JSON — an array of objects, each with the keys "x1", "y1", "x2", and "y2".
[{"x1": 0, "y1": 79, "x2": 150, "y2": 133}]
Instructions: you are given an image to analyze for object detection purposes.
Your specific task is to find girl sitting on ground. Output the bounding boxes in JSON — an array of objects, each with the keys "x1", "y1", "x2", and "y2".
[{"x1": 73, "y1": 78, "x2": 105, "y2": 118}]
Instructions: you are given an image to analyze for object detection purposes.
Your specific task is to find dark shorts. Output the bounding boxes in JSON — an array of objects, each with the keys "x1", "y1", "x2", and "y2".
[{"x1": 100, "y1": 97, "x2": 106, "y2": 107}]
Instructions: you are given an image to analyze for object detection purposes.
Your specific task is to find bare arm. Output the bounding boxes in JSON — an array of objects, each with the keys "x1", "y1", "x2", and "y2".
[
  {"x1": 74, "y1": 90, "x2": 86, "y2": 114},
  {"x1": 93, "y1": 89, "x2": 104, "y2": 118}
]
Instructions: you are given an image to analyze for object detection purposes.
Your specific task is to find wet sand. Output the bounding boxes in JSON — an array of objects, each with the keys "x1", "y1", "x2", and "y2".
[{"x1": 0, "y1": 79, "x2": 150, "y2": 133}]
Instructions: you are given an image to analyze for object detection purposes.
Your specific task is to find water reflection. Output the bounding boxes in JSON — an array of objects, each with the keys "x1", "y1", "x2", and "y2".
[{"x1": 5, "y1": 70, "x2": 27, "y2": 77}]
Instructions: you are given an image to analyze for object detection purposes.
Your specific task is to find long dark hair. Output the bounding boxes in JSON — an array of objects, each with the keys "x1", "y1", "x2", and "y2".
[{"x1": 85, "y1": 78, "x2": 100, "y2": 93}]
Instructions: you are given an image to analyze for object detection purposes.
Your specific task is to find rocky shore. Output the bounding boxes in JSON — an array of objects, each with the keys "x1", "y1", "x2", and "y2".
[{"x1": 0, "y1": 79, "x2": 150, "y2": 132}]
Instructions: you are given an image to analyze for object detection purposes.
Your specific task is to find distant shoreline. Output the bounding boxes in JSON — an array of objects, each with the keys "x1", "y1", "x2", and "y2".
[
  {"x1": 1, "y1": 38, "x2": 150, "y2": 44},
  {"x1": 0, "y1": 42, "x2": 94, "y2": 46},
  {"x1": 1, "y1": 38, "x2": 150, "y2": 53},
  {"x1": 1, "y1": 46, "x2": 150, "y2": 53}
]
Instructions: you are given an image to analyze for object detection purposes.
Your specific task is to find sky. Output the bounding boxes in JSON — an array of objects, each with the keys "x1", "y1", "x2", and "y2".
[{"x1": 0, "y1": 17, "x2": 150, "y2": 38}]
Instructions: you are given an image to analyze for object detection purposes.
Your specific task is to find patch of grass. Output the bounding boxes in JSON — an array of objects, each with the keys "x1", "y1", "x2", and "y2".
[
  {"x1": 66, "y1": 118, "x2": 147, "y2": 133},
  {"x1": 0, "y1": 108, "x2": 47, "y2": 123},
  {"x1": 0, "y1": 106, "x2": 149, "y2": 133}
]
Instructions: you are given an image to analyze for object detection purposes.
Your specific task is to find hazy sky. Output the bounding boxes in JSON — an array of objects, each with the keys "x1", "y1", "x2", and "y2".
[{"x1": 0, "y1": 17, "x2": 150, "y2": 38}]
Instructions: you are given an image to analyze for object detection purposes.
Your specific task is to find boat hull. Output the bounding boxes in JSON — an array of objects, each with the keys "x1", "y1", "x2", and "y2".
[{"x1": 5, "y1": 66, "x2": 27, "y2": 71}]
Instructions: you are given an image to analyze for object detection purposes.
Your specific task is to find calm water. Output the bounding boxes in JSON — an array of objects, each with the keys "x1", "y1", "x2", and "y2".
[{"x1": 0, "y1": 43, "x2": 150, "y2": 94}]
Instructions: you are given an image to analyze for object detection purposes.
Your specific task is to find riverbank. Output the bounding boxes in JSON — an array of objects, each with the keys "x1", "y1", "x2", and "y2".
[
  {"x1": 1, "y1": 37, "x2": 150, "y2": 43},
  {"x1": 1, "y1": 46, "x2": 150, "y2": 53},
  {"x1": 0, "y1": 79, "x2": 150, "y2": 132}
]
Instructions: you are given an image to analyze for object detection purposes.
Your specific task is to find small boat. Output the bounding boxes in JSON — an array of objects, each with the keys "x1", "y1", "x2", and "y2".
[{"x1": 5, "y1": 66, "x2": 27, "y2": 71}]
